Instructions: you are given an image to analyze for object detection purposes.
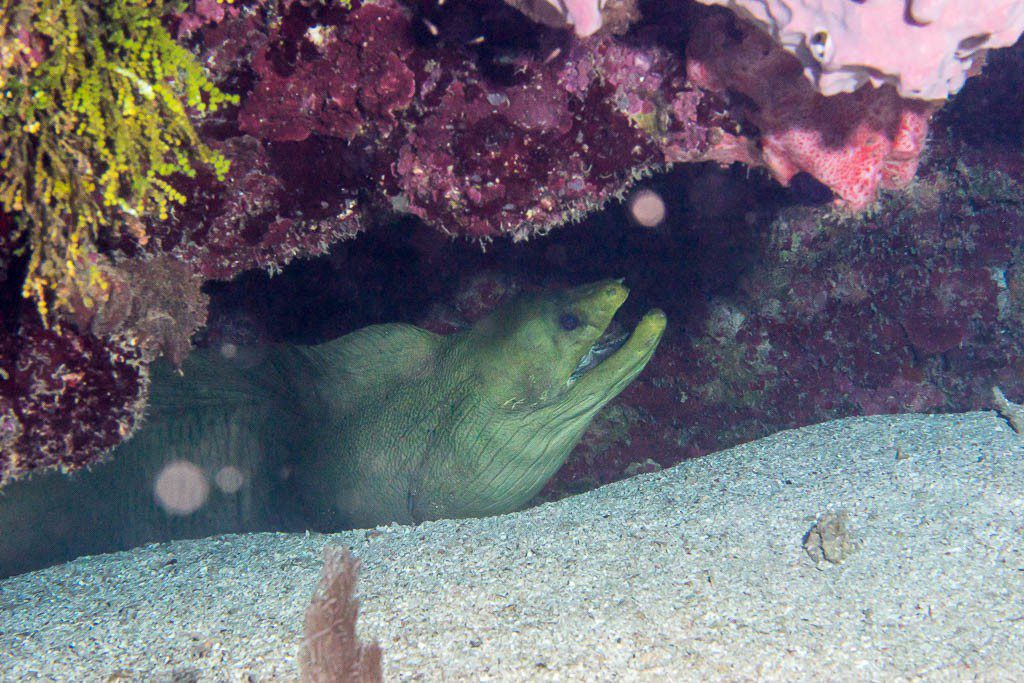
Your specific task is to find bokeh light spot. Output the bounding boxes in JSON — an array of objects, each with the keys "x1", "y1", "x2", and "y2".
[
  {"x1": 215, "y1": 465, "x2": 246, "y2": 494},
  {"x1": 627, "y1": 189, "x2": 666, "y2": 228},
  {"x1": 154, "y1": 460, "x2": 210, "y2": 516}
]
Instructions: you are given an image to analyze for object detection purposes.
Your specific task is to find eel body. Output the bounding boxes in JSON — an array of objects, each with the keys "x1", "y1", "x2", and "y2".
[{"x1": 0, "y1": 280, "x2": 664, "y2": 576}]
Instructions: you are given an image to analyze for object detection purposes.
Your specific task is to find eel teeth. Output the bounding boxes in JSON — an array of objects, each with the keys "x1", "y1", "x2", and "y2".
[{"x1": 568, "y1": 327, "x2": 629, "y2": 384}]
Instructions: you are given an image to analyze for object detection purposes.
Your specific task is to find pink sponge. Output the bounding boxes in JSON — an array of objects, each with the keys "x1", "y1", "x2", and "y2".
[
  {"x1": 688, "y1": 7, "x2": 937, "y2": 210},
  {"x1": 759, "y1": 89, "x2": 934, "y2": 210},
  {"x1": 697, "y1": 0, "x2": 1024, "y2": 100}
]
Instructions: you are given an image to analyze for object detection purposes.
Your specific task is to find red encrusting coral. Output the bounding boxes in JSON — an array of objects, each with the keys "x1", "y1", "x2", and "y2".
[
  {"x1": 230, "y1": 0, "x2": 719, "y2": 239},
  {"x1": 238, "y1": 3, "x2": 416, "y2": 143},
  {"x1": 0, "y1": 313, "x2": 148, "y2": 486},
  {"x1": 138, "y1": 135, "x2": 364, "y2": 281},
  {"x1": 0, "y1": 238, "x2": 207, "y2": 481}
]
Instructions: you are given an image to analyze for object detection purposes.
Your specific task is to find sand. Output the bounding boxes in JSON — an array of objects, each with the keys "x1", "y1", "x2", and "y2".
[{"x1": 2, "y1": 411, "x2": 1023, "y2": 681}]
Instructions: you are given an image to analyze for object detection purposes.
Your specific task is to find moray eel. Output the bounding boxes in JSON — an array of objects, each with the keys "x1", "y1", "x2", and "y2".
[{"x1": 0, "y1": 280, "x2": 664, "y2": 577}]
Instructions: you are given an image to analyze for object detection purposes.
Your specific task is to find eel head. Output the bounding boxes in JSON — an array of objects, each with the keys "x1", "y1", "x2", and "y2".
[
  {"x1": 405, "y1": 279, "x2": 665, "y2": 522},
  {"x1": 467, "y1": 279, "x2": 666, "y2": 410}
]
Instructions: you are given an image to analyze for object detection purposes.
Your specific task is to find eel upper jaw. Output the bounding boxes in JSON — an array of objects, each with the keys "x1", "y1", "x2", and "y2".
[{"x1": 552, "y1": 278, "x2": 633, "y2": 391}]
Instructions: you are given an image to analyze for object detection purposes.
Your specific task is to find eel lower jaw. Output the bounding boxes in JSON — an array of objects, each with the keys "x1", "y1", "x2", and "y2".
[{"x1": 565, "y1": 308, "x2": 665, "y2": 395}]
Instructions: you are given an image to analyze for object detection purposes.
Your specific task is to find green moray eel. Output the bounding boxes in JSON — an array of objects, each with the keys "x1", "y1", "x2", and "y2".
[{"x1": 0, "y1": 279, "x2": 664, "y2": 576}]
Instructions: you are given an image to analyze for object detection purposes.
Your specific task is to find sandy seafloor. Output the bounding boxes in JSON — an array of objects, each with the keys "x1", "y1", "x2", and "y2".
[{"x1": 1, "y1": 411, "x2": 1023, "y2": 681}]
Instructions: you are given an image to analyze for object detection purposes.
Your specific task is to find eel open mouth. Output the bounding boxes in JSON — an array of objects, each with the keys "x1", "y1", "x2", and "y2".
[{"x1": 568, "y1": 324, "x2": 630, "y2": 385}]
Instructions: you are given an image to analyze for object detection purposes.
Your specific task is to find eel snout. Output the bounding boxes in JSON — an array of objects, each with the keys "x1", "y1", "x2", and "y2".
[{"x1": 570, "y1": 279, "x2": 629, "y2": 329}]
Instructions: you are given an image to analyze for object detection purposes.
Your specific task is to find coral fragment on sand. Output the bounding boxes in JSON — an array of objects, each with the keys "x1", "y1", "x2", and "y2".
[
  {"x1": 803, "y1": 510, "x2": 855, "y2": 565},
  {"x1": 992, "y1": 386, "x2": 1024, "y2": 434},
  {"x1": 300, "y1": 547, "x2": 383, "y2": 683}
]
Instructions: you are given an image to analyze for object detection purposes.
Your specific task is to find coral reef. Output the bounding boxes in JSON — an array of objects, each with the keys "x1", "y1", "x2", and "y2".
[
  {"x1": 71, "y1": 255, "x2": 210, "y2": 367},
  {"x1": 0, "y1": 315, "x2": 148, "y2": 486},
  {"x1": 503, "y1": 0, "x2": 1024, "y2": 98},
  {"x1": 677, "y1": 170, "x2": 1023, "y2": 440},
  {"x1": 695, "y1": 0, "x2": 1024, "y2": 100},
  {"x1": 136, "y1": 135, "x2": 363, "y2": 280},
  {"x1": 4, "y1": 0, "x2": 1023, "y2": 487},
  {"x1": 0, "y1": 250, "x2": 206, "y2": 484},
  {"x1": 0, "y1": 0, "x2": 237, "y2": 480},
  {"x1": 237, "y1": 3, "x2": 416, "y2": 143}
]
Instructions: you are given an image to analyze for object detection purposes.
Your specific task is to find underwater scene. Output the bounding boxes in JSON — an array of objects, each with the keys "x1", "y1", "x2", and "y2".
[{"x1": 1, "y1": 0, "x2": 1024, "y2": 679}]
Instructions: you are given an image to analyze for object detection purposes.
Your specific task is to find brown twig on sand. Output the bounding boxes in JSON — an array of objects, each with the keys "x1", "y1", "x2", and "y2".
[
  {"x1": 992, "y1": 386, "x2": 1024, "y2": 435},
  {"x1": 300, "y1": 547, "x2": 383, "y2": 683}
]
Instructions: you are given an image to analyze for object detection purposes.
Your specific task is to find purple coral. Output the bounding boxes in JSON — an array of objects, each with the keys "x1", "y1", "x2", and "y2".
[
  {"x1": 238, "y1": 3, "x2": 416, "y2": 143},
  {"x1": 226, "y1": 0, "x2": 721, "y2": 239}
]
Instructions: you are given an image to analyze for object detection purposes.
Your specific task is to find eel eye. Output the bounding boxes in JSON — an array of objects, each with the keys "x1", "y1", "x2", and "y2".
[{"x1": 559, "y1": 313, "x2": 581, "y2": 331}]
